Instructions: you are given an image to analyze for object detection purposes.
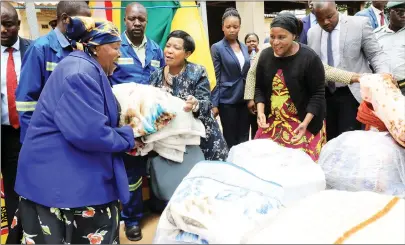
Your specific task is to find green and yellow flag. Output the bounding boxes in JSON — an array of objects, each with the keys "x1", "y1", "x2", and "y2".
[{"x1": 89, "y1": 1, "x2": 216, "y2": 89}]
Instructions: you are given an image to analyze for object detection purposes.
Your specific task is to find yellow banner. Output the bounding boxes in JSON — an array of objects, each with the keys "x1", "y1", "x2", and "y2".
[{"x1": 170, "y1": 1, "x2": 217, "y2": 90}]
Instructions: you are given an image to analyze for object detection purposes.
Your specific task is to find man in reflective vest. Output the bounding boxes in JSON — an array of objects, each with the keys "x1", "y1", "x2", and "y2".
[{"x1": 16, "y1": 1, "x2": 91, "y2": 143}]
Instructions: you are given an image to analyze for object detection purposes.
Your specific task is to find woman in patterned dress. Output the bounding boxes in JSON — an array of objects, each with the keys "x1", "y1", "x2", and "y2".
[
  {"x1": 149, "y1": 30, "x2": 228, "y2": 161},
  {"x1": 254, "y1": 13, "x2": 327, "y2": 162}
]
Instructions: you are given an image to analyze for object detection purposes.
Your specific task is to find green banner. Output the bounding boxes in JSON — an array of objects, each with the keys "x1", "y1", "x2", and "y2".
[{"x1": 120, "y1": 1, "x2": 179, "y2": 49}]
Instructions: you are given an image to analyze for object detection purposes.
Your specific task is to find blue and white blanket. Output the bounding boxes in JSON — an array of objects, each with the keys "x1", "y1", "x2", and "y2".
[{"x1": 154, "y1": 140, "x2": 325, "y2": 244}]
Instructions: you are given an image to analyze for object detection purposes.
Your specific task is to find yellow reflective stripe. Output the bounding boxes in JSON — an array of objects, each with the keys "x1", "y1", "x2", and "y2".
[
  {"x1": 16, "y1": 101, "x2": 37, "y2": 112},
  {"x1": 399, "y1": 81, "x2": 405, "y2": 88},
  {"x1": 46, "y1": 62, "x2": 58, "y2": 71},
  {"x1": 116, "y1": 58, "x2": 134, "y2": 65},
  {"x1": 128, "y1": 177, "x2": 142, "y2": 191}
]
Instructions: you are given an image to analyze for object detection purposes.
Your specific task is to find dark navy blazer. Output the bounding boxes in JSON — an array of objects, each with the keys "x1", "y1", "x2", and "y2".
[
  {"x1": 299, "y1": 15, "x2": 311, "y2": 45},
  {"x1": 210, "y1": 38, "x2": 250, "y2": 107}
]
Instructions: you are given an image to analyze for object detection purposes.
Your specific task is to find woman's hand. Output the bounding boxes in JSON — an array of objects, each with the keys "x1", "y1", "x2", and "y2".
[
  {"x1": 291, "y1": 122, "x2": 308, "y2": 144},
  {"x1": 134, "y1": 138, "x2": 144, "y2": 149},
  {"x1": 212, "y1": 107, "x2": 219, "y2": 118},
  {"x1": 184, "y1": 95, "x2": 199, "y2": 112},
  {"x1": 247, "y1": 100, "x2": 257, "y2": 115},
  {"x1": 257, "y1": 112, "x2": 269, "y2": 128}
]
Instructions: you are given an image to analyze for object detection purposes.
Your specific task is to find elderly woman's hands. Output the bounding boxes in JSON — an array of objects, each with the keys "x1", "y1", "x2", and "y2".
[{"x1": 184, "y1": 95, "x2": 199, "y2": 113}]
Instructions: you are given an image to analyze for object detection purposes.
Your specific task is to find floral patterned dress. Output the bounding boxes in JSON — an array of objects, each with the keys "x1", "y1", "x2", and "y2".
[
  {"x1": 254, "y1": 69, "x2": 327, "y2": 162},
  {"x1": 8, "y1": 197, "x2": 120, "y2": 244},
  {"x1": 149, "y1": 62, "x2": 229, "y2": 161}
]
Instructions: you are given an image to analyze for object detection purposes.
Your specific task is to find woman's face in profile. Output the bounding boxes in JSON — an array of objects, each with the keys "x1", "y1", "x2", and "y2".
[
  {"x1": 95, "y1": 41, "x2": 121, "y2": 75},
  {"x1": 270, "y1": 27, "x2": 295, "y2": 57},
  {"x1": 164, "y1": 37, "x2": 190, "y2": 67},
  {"x1": 245, "y1": 35, "x2": 259, "y2": 53}
]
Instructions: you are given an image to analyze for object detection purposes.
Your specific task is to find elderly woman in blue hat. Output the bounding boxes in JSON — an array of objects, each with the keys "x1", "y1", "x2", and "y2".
[{"x1": 12, "y1": 17, "x2": 138, "y2": 244}]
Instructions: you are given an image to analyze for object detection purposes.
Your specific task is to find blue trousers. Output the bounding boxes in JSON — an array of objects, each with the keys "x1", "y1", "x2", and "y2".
[{"x1": 121, "y1": 154, "x2": 148, "y2": 227}]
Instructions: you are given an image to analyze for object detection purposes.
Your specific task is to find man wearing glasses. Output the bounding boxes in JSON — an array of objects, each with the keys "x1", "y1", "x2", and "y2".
[{"x1": 374, "y1": 1, "x2": 405, "y2": 94}]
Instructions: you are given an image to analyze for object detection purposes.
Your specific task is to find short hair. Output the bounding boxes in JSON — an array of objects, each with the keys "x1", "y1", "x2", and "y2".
[
  {"x1": 167, "y1": 30, "x2": 196, "y2": 54},
  {"x1": 313, "y1": 1, "x2": 336, "y2": 10},
  {"x1": 244, "y1": 33, "x2": 259, "y2": 43},
  {"x1": 222, "y1": 7, "x2": 241, "y2": 26},
  {"x1": 1, "y1": 1, "x2": 18, "y2": 21},
  {"x1": 56, "y1": 1, "x2": 90, "y2": 21},
  {"x1": 125, "y1": 2, "x2": 147, "y2": 16}
]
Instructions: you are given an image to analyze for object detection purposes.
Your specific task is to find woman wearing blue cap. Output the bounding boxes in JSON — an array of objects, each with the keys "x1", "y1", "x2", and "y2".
[{"x1": 11, "y1": 17, "x2": 137, "y2": 244}]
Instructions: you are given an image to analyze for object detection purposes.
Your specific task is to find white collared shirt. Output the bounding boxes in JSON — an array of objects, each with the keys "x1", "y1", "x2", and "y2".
[
  {"x1": 125, "y1": 32, "x2": 147, "y2": 67},
  {"x1": 310, "y1": 12, "x2": 318, "y2": 27},
  {"x1": 1, "y1": 37, "x2": 21, "y2": 125},
  {"x1": 371, "y1": 5, "x2": 384, "y2": 28},
  {"x1": 321, "y1": 17, "x2": 343, "y2": 86},
  {"x1": 320, "y1": 18, "x2": 341, "y2": 68},
  {"x1": 374, "y1": 25, "x2": 405, "y2": 80}
]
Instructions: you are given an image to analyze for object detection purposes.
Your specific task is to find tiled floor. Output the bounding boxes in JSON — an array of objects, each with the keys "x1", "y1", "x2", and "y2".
[{"x1": 119, "y1": 214, "x2": 160, "y2": 244}]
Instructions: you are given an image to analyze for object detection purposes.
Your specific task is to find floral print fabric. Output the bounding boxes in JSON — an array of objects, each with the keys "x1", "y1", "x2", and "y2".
[
  {"x1": 359, "y1": 74, "x2": 405, "y2": 147},
  {"x1": 8, "y1": 197, "x2": 120, "y2": 244},
  {"x1": 254, "y1": 69, "x2": 326, "y2": 162}
]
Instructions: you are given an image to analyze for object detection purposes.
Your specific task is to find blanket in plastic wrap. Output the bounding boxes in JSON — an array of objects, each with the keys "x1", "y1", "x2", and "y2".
[
  {"x1": 153, "y1": 140, "x2": 326, "y2": 244},
  {"x1": 112, "y1": 83, "x2": 176, "y2": 137},
  {"x1": 359, "y1": 74, "x2": 405, "y2": 147},
  {"x1": 244, "y1": 190, "x2": 405, "y2": 244},
  {"x1": 318, "y1": 131, "x2": 405, "y2": 197},
  {"x1": 227, "y1": 139, "x2": 326, "y2": 206}
]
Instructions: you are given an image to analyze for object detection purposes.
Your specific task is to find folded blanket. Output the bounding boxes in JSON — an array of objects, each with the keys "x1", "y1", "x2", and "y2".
[
  {"x1": 112, "y1": 83, "x2": 176, "y2": 137},
  {"x1": 113, "y1": 83, "x2": 206, "y2": 162},
  {"x1": 359, "y1": 74, "x2": 405, "y2": 147}
]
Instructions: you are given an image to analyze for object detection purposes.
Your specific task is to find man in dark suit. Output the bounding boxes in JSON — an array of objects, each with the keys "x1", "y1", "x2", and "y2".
[
  {"x1": 299, "y1": 1, "x2": 317, "y2": 44},
  {"x1": 1, "y1": 1, "x2": 31, "y2": 238}
]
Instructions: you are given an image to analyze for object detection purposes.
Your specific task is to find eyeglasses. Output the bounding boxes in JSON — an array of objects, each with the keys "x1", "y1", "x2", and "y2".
[{"x1": 393, "y1": 9, "x2": 405, "y2": 16}]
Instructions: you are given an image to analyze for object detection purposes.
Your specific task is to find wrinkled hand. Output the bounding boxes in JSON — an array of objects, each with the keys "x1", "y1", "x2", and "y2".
[
  {"x1": 257, "y1": 112, "x2": 269, "y2": 129},
  {"x1": 247, "y1": 100, "x2": 257, "y2": 115},
  {"x1": 291, "y1": 122, "x2": 308, "y2": 144},
  {"x1": 212, "y1": 107, "x2": 219, "y2": 118},
  {"x1": 184, "y1": 95, "x2": 198, "y2": 112}
]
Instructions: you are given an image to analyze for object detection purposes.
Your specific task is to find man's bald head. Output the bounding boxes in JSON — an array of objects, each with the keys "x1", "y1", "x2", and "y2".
[
  {"x1": 313, "y1": 1, "x2": 339, "y2": 33},
  {"x1": 125, "y1": 2, "x2": 147, "y2": 18},
  {"x1": 124, "y1": 2, "x2": 148, "y2": 43},
  {"x1": 1, "y1": 1, "x2": 20, "y2": 47}
]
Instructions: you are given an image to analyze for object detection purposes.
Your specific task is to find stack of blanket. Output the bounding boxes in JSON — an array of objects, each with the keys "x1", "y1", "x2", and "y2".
[
  {"x1": 153, "y1": 140, "x2": 326, "y2": 244},
  {"x1": 112, "y1": 83, "x2": 206, "y2": 162}
]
